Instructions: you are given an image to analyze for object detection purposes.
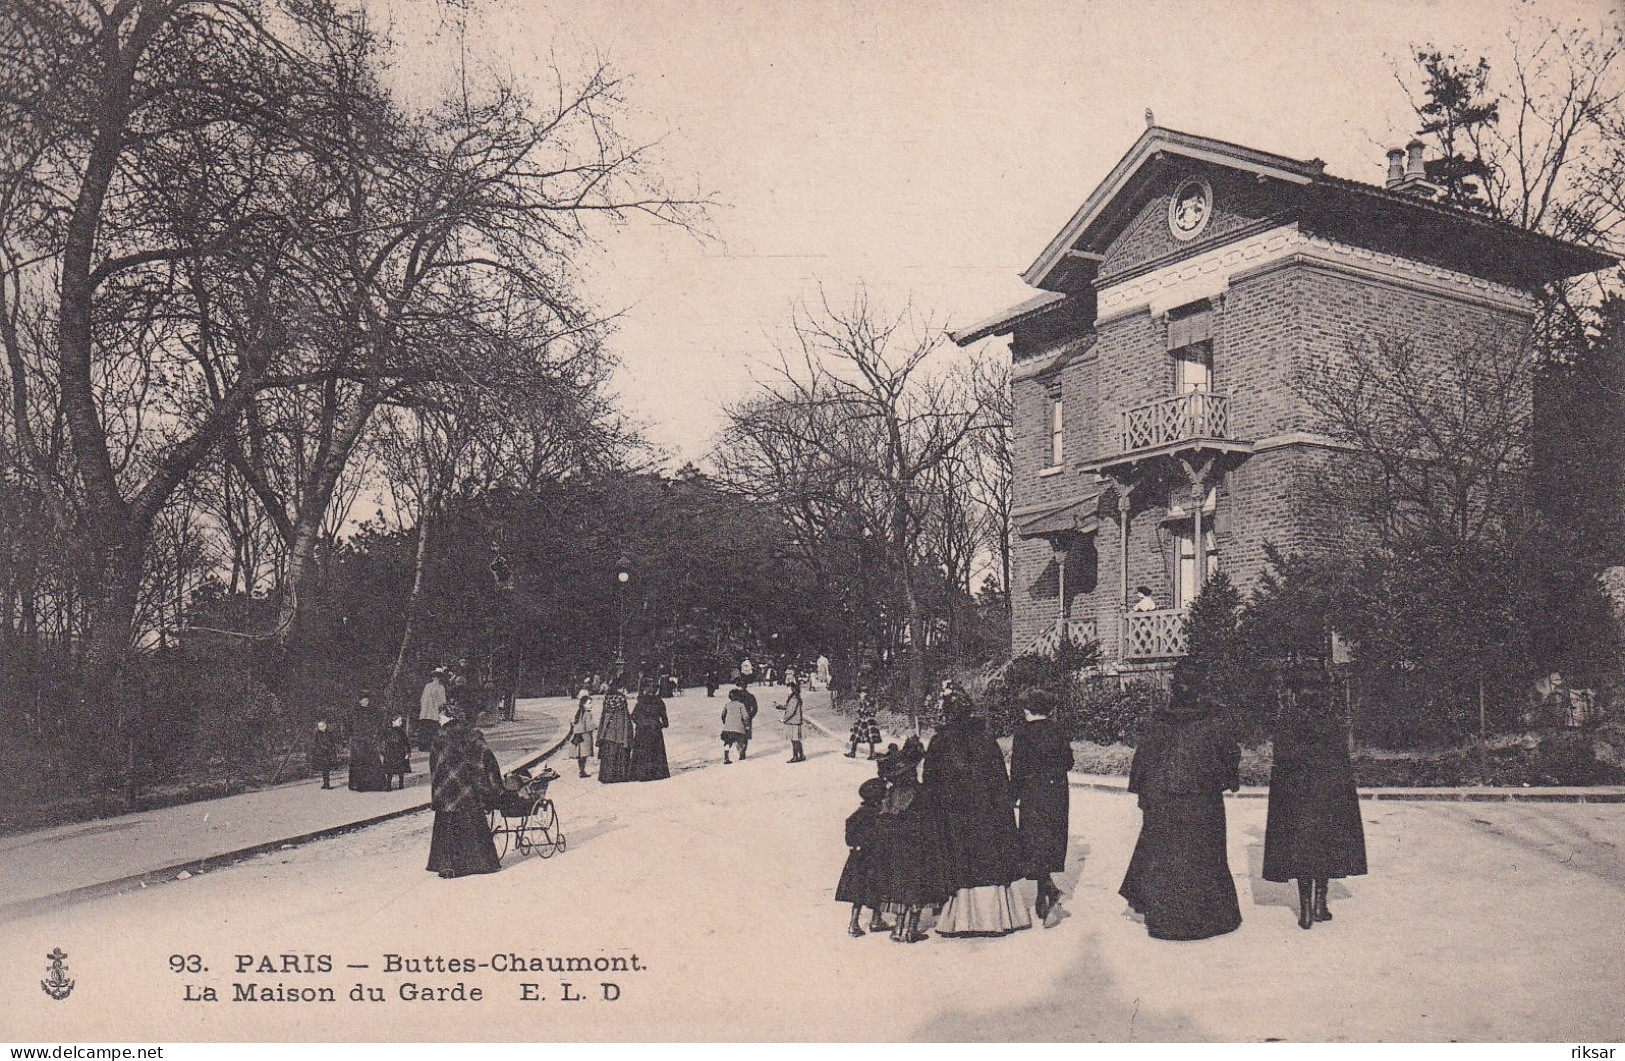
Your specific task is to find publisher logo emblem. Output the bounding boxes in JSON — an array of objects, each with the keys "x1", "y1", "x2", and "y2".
[{"x1": 41, "y1": 947, "x2": 74, "y2": 1000}]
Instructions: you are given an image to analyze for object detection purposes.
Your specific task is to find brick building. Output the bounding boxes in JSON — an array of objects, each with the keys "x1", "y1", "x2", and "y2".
[{"x1": 952, "y1": 126, "x2": 1612, "y2": 671}]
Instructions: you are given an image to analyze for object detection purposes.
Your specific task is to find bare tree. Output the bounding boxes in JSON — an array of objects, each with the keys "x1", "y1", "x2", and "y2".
[
  {"x1": 721, "y1": 287, "x2": 987, "y2": 715},
  {"x1": 1295, "y1": 333, "x2": 1533, "y2": 547}
]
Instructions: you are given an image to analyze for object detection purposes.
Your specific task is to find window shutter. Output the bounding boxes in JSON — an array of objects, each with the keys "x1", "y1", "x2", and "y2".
[{"x1": 1166, "y1": 307, "x2": 1212, "y2": 350}]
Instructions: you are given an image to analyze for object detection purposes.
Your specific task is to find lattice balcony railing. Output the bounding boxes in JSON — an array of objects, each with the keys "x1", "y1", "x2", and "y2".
[
  {"x1": 1017, "y1": 618, "x2": 1098, "y2": 659},
  {"x1": 1120, "y1": 391, "x2": 1231, "y2": 453},
  {"x1": 1123, "y1": 608, "x2": 1189, "y2": 659}
]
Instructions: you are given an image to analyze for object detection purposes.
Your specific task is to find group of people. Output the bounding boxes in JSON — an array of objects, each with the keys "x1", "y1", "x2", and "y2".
[
  {"x1": 834, "y1": 675, "x2": 1367, "y2": 944},
  {"x1": 309, "y1": 692, "x2": 412, "y2": 793},
  {"x1": 835, "y1": 681, "x2": 1072, "y2": 942},
  {"x1": 564, "y1": 676, "x2": 672, "y2": 784},
  {"x1": 1120, "y1": 678, "x2": 1366, "y2": 939}
]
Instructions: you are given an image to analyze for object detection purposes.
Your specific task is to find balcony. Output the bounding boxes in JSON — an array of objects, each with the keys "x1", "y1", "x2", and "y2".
[
  {"x1": 1080, "y1": 391, "x2": 1251, "y2": 474},
  {"x1": 1123, "y1": 608, "x2": 1188, "y2": 659},
  {"x1": 1018, "y1": 618, "x2": 1098, "y2": 659}
]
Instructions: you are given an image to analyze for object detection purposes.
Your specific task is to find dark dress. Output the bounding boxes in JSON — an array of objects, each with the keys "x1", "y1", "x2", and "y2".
[
  {"x1": 630, "y1": 693, "x2": 671, "y2": 781},
  {"x1": 309, "y1": 726, "x2": 339, "y2": 773},
  {"x1": 871, "y1": 779, "x2": 950, "y2": 911},
  {"x1": 1119, "y1": 709, "x2": 1243, "y2": 941},
  {"x1": 597, "y1": 691, "x2": 633, "y2": 783},
  {"x1": 426, "y1": 722, "x2": 502, "y2": 877},
  {"x1": 923, "y1": 718, "x2": 1024, "y2": 891},
  {"x1": 346, "y1": 706, "x2": 389, "y2": 792},
  {"x1": 1010, "y1": 716, "x2": 1074, "y2": 876},
  {"x1": 1263, "y1": 712, "x2": 1368, "y2": 882},
  {"x1": 835, "y1": 804, "x2": 881, "y2": 907},
  {"x1": 382, "y1": 725, "x2": 411, "y2": 777}
]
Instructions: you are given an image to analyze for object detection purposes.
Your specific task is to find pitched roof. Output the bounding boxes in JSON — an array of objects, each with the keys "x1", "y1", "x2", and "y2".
[{"x1": 1020, "y1": 125, "x2": 1614, "y2": 294}]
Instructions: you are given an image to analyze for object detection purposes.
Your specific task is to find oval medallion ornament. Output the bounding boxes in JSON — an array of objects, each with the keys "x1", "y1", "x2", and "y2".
[{"x1": 1168, "y1": 178, "x2": 1212, "y2": 241}]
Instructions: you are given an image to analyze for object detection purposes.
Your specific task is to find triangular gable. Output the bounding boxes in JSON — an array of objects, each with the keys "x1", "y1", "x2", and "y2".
[{"x1": 1022, "y1": 126, "x2": 1323, "y2": 291}]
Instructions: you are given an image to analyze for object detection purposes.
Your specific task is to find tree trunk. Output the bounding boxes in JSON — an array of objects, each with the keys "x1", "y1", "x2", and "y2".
[{"x1": 386, "y1": 506, "x2": 436, "y2": 704}]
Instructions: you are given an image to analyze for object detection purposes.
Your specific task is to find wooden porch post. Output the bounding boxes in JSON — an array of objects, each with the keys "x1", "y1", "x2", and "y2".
[{"x1": 1178, "y1": 454, "x2": 1216, "y2": 598}]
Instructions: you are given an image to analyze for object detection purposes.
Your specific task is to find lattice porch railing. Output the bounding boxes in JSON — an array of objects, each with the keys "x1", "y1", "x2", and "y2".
[
  {"x1": 1016, "y1": 618, "x2": 1098, "y2": 659},
  {"x1": 1120, "y1": 391, "x2": 1231, "y2": 453},
  {"x1": 1123, "y1": 608, "x2": 1189, "y2": 659}
]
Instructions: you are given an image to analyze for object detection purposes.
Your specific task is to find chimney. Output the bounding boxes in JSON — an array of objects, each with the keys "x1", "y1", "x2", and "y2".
[
  {"x1": 1386, "y1": 148, "x2": 1406, "y2": 188},
  {"x1": 1405, "y1": 139, "x2": 1426, "y2": 180}
]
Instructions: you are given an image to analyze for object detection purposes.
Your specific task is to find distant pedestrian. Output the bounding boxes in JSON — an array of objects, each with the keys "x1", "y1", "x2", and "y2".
[
  {"x1": 631, "y1": 679, "x2": 671, "y2": 781},
  {"x1": 739, "y1": 656, "x2": 755, "y2": 686},
  {"x1": 347, "y1": 693, "x2": 389, "y2": 792},
  {"x1": 721, "y1": 686, "x2": 753, "y2": 763},
  {"x1": 1119, "y1": 693, "x2": 1242, "y2": 941},
  {"x1": 816, "y1": 654, "x2": 831, "y2": 689},
  {"x1": 310, "y1": 718, "x2": 338, "y2": 789},
  {"x1": 382, "y1": 714, "x2": 411, "y2": 790},
  {"x1": 704, "y1": 665, "x2": 720, "y2": 698},
  {"x1": 845, "y1": 689, "x2": 882, "y2": 759},
  {"x1": 1010, "y1": 688, "x2": 1074, "y2": 922},
  {"x1": 597, "y1": 681, "x2": 634, "y2": 784},
  {"x1": 568, "y1": 691, "x2": 597, "y2": 779},
  {"x1": 837, "y1": 777, "x2": 891, "y2": 936},
  {"x1": 426, "y1": 709, "x2": 502, "y2": 878},
  {"x1": 780, "y1": 678, "x2": 806, "y2": 763},
  {"x1": 1264, "y1": 685, "x2": 1367, "y2": 930},
  {"x1": 417, "y1": 670, "x2": 447, "y2": 751}
]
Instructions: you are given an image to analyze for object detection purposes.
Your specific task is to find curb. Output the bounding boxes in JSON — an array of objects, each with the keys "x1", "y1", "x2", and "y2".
[
  {"x1": 809, "y1": 712, "x2": 1625, "y2": 805},
  {"x1": 1065, "y1": 774, "x2": 1625, "y2": 803},
  {"x1": 0, "y1": 726, "x2": 575, "y2": 924}
]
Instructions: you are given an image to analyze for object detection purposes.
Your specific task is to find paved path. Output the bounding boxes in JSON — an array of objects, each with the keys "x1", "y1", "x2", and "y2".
[
  {"x1": 4, "y1": 686, "x2": 1623, "y2": 1042},
  {"x1": 0, "y1": 697, "x2": 572, "y2": 918}
]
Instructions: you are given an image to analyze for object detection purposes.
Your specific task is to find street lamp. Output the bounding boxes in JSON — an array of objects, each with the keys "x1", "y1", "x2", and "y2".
[{"x1": 614, "y1": 560, "x2": 631, "y2": 671}]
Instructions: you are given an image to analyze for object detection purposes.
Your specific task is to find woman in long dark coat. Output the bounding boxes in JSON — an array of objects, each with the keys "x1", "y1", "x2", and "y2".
[
  {"x1": 1010, "y1": 688, "x2": 1074, "y2": 921},
  {"x1": 346, "y1": 694, "x2": 389, "y2": 792},
  {"x1": 923, "y1": 683, "x2": 1030, "y2": 937},
  {"x1": 1264, "y1": 685, "x2": 1367, "y2": 929},
  {"x1": 426, "y1": 715, "x2": 502, "y2": 878},
  {"x1": 630, "y1": 680, "x2": 671, "y2": 781},
  {"x1": 597, "y1": 684, "x2": 634, "y2": 784},
  {"x1": 1119, "y1": 696, "x2": 1242, "y2": 941}
]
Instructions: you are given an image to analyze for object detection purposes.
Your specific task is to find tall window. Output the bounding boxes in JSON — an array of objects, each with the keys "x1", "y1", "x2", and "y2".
[
  {"x1": 1047, "y1": 390, "x2": 1065, "y2": 467},
  {"x1": 1172, "y1": 523, "x2": 1219, "y2": 608},
  {"x1": 1173, "y1": 342, "x2": 1212, "y2": 393}
]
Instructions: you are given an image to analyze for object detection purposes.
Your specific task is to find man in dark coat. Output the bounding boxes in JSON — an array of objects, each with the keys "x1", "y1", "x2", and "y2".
[
  {"x1": 1119, "y1": 695, "x2": 1243, "y2": 941},
  {"x1": 1010, "y1": 688, "x2": 1074, "y2": 921},
  {"x1": 923, "y1": 683, "x2": 1030, "y2": 936},
  {"x1": 426, "y1": 712, "x2": 502, "y2": 878},
  {"x1": 1264, "y1": 684, "x2": 1367, "y2": 929}
]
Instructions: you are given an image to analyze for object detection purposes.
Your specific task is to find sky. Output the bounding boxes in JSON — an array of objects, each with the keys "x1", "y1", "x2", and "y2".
[{"x1": 369, "y1": 0, "x2": 1616, "y2": 465}]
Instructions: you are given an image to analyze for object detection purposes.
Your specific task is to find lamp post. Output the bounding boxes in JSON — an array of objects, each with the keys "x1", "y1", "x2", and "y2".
[{"x1": 614, "y1": 560, "x2": 631, "y2": 671}]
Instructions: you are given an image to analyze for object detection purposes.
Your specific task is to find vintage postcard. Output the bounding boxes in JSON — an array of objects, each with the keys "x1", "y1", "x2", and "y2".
[{"x1": 2, "y1": 0, "x2": 1623, "y2": 1048}]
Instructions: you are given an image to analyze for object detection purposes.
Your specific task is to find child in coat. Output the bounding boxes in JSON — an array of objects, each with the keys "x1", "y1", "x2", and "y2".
[
  {"x1": 837, "y1": 777, "x2": 891, "y2": 936},
  {"x1": 845, "y1": 689, "x2": 882, "y2": 759},
  {"x1": 568, "y1": 692, "x2": 597, "y2": 779},
  {"x1": 311, "y1": 718, "x2": 339, "y2": 789}
]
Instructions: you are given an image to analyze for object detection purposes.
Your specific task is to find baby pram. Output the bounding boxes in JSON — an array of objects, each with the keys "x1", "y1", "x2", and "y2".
[{"x1": 487, "y1": 765, "x2": 566, "y2": 858}]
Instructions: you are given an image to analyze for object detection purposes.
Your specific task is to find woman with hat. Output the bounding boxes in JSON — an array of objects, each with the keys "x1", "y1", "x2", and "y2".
[
  {"x1": 596, "y1": 678, "x2": 634, "y2": 784},
  {"x1": 426, "y1": 707, "x2": 503, "y2": 878},
  {"x1": 1118, "y1": 688, "x2": 1242, "y2": 940},
  {"x1": 1263, "y1": 682, "x2": 1367, "y2": 929},
  {"x1": 923, "y1": 682, "x2": 1030, "y2": 937},
  {"x1": 630, "y1": 676, "x2": 671, "y2": 781},
  {"x1": 1010, "y1": 687, "x2": 1074, "y2": 921}
]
